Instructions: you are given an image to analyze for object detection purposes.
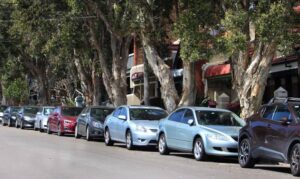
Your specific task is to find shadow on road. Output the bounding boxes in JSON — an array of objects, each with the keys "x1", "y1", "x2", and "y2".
[
  {"x1": 171, "y1": 153, "x2": 238, "y2": 163},
  {"x1": 255, "y1": 165, "x2": 291, "y2": 174}
]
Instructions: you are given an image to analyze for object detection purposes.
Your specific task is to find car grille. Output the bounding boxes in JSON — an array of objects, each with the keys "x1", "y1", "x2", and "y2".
[
  {"x1": 213, "y1": 147, "x2": 238, "y2": 153},
  {"x1": 150, "y1": 129, "x2": 158, "y2": 133},
  {"x1": 231, "y1": 136, "x2": 238, "y2": 142}
]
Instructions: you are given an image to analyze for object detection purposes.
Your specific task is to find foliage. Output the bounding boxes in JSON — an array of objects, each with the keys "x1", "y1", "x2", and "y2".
[{"x1": 4, "y1": 78, "x2": 29, "y2": 104}]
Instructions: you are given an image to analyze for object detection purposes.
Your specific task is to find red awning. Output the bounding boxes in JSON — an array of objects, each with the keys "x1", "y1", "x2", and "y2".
[{"x1": 205, "y1": 64, "x2": 231, "y2": 78}]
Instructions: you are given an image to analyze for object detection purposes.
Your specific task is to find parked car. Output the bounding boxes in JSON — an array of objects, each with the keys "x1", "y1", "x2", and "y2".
[
  {"x1": 158, "y1": 107, "x2": 245, "y2": 161},
  {"x1": 0, "y1": 105, "x2": 8, "y2": 124},
  {"x1": 75, "y1": 106, "x2": 114, "y2": 141},
  {"x1": 104, "y1": 105, "x2": 168, "y2": 150},
  {"x1": 47, "y1": 106, "x2": 83, "y2": 136},
  {"x1": 34, "y1": 106, "x2": 55, "y2": 132},
  {"x1": 2, "y1": 106, "x2": 21, "y2": 126},
  {"x1": 15, "y1": 106, "x2": 40, "y2": 129},
  {"x1": 238, "y1": 97, "x2": 300, "y2": 176}
]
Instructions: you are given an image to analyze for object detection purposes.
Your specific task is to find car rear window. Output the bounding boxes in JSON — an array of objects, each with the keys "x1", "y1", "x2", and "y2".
[
  {"x1": 24, "y1": 107, "x2": 39, "y2": 114},
  {"x1": 62, "y1": 107, "x2": 83, "y2": 116}
]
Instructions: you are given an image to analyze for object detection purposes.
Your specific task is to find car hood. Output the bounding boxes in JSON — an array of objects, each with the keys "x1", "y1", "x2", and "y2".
[
  {"x1": 203, "y1": 125, "x2": 241, "y2": 137},
  {"x1": 131, "y1": 120, "x2": 159, "y2": 129},
  {"x1": 62, "y1": 116, "x2": 77, "y2": 122},
  {"x1": 24, "y1": 114, "x2": 36, "y2": 118}
]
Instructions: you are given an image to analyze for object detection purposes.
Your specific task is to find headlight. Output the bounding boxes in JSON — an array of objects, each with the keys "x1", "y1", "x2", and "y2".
[
  {"x1": 64, "y1": 120, "x2": 72, "y2": 124},
  {"x1": 24, "y1": 116, "x2": 31, "y2": 121},
  {"x1": 206, "y1": 133, "x2": 230, "y2": 141},
  {"x1": 136, "y1": 125, "x2": 147, "y2": 132},
  {"x1": 11, "y1": 116, "x2": 16, "y2": 120},
  {"x1": 92, "y1": 121, "x2": 103, "y2": 128}
]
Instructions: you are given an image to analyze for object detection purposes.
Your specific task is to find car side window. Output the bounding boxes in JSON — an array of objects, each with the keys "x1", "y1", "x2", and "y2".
[
  {"x1": 113, "y1": 108, "x2": 122, "y2": 117},
  {"x1": 273, "y1": 105, "x2": 291, "y2": 122},
  {"x1": 262, "y1": 106, "x2": 276, "y2": 120},
  {"x1": 119, "y1": 108, "x2": 128, "y2": 117},
  {"x1": 182, "y1": 109, "x2": 194, "y2": 124},
  {"x1": 168, "y1": 109, "x2": 186, "y2": 123}
]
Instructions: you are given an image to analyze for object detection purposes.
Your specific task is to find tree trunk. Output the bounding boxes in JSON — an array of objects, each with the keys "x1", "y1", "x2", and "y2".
[
  {"x1": 0, "y1": 82, "x2": 6, "y2": 105},
  {"x1": 232, "y1": 42, "x2": 277, "y2": 118},
  {"x1": 178, "y1": 61, "x2": 196, "y2": 106},
  {"x1": 141, "y1": 33, "x2": 179, "y2": 112},
  {"x1": 143, "y1": 52, "x2": 150, "y2": 106},
  {"x1": 37, "y1": 71, "x2": 50, "y2": 105},
  {"x1": 92, "y1": 62, "x2": 101, "y2": 106}
]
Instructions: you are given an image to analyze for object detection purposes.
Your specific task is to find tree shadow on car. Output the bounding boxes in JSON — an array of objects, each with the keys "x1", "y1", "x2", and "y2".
[{"x1": 255, "y1": 165, "x2": 290, "y2": 174}]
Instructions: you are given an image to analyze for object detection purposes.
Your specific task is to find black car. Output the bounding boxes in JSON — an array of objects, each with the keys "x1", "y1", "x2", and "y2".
[
  {"x1": 2, "y1": 106, "x2": 21, "y2": 126},
  {"x1": 15, "y1": 106, "x2": 40, "y2": 129},
  {"x1": 238, "y1": 97, "x2": 300, "y2": 176},
  {"x1": 0, "y1": 105, "x2": 8, "y2": 124},
  {"x1": 75, "y1": 106, "x2": 114, "y2": 141}
]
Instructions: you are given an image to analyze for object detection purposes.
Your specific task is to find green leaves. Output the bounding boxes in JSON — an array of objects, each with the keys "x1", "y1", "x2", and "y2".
[{"x1": 4, "y1": 78, "x2": 29, "y2": 104}]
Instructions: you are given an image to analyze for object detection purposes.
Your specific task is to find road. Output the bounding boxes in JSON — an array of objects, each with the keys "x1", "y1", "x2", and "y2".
[{"x1": 0, "y1": 125, "x2": 294, "y2": 179}]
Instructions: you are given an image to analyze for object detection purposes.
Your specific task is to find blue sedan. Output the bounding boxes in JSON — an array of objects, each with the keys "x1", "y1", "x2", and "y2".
[
  {"x1": 104, "y1": 105, "x2": 168, "y2": 150},
  {"x1": 157, "y1": 107, "x2": 245, "y2": 161}
]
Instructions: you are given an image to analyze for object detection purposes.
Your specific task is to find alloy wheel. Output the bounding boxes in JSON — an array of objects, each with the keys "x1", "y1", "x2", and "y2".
[
  {"x1": 238, "y1": 138, "x2": 255, "y2": 168},
  {"x1": 104, "y1": 129, "x2": 113, "y2": 146},
  {"x1": 86, "y1": 126, "x2": 91, "y2": 141},
  {"x1": 158, "y1": 134, "x2": 169, "y2": 155},
  {"x1": 291, "y1": 144, "x2": 300, "y2": 176},
  {"x1": 126, "y1": 131, "x2": 133, "y2": 150}
]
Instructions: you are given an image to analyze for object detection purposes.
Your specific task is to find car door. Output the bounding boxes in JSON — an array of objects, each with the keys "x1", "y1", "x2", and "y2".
[
  {"x1": 116, "y1": 107, "x2": 128, "y2": 142},
  {"x1": 177, "y1": 109, "x2": 196, "y2": 151},
  {"x1": 78, "y1": 107, "x2": 88, "y2": 134},
  {"x1": 164, "y1": 109, "x2": 186, "y2": 149},
  {"x1": 265, "y1": 105, "x2": 292, "y2": 161},
  {"x1": 108, "y1": 107, "x2": 122, "y2": 140},
  {"x1": 251, "y1": 105, "x2": 276, "y2": 150}
]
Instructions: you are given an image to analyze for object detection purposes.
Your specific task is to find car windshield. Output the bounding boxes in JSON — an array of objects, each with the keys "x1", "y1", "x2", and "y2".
[
  {"x1": 11, "y1": 107, "x2": 21, "y2": 113},
  {"x1": 62, "y1": 107, "x2": 83, "y2": 116},
  {"x1": 130, "y1": 108, "x2": 168, "y2": 121},
  {"x1": 91, "y1": 108, "x2": 114, "y2": 121},
  {"x1": 44, "y1": 108, "x2": 54, "y2": 115},
  {"x1": 196, "y1": 110, "x2": 245, "y2": 126},
  {"x1": 24, "y1": 107, "x2": 39, "y2": 114},
  {"x1": 0, "y1": 106, "x2": 7, "y2": 112}
]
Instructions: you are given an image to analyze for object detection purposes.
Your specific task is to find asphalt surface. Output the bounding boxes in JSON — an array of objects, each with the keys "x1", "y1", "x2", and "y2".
[{"x1": 0, "y1": 125, "x2": 295, "y2": 179}]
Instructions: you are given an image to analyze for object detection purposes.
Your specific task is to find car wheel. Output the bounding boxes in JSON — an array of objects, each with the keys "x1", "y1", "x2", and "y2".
[
  {"x1": 239, "y1": 138, "x2": 255, "y2": 168},
  {"x1": 290, "y1": 144, "x2": 300, "y2": 176},
  {"x1": 20, "y1": 120, "x2": 24, "y2": 129},
  {"x1": 86, "y1": 126, "x2": 92, "y2": 141},
  {"x1": 8, "y1": 119, "x2": 12, "y2": 127},
  {"x1": 39, "y1": 122, "x2": 43, "y2": 132},
  {"x1": 15, "y1": 120, "x2": 18, "y2": 128},
  {"x1": 57, "y1": 123, "x2": 64, "y2": 136},
  {"x1": 193, "y1": 137, "x2": 206, "y2": 161},
  {"x1": 104, "y1": 128, "x2": 114, "y2": 146},
  {"x1": 158, "y1": 133, "x2": 169, "y2": 155},
  {"x1": 75, "y1": 125, "x2": 81, "y2": 139},
  {"x1": 47, "y1": 122, "x2": 52, "y2": 134},
  {"x1": 34, "y1": 123, "x2": 38, "y2": 131},
  {"x1": 126, "y1": 131, "x2": 134, "y2": 150},
  {"x1": 2, "y1": 120, "x2": 6, "y2": 126}
]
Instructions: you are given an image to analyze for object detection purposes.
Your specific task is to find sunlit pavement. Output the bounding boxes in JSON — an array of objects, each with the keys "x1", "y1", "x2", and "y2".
[{"x1": 0, "y1": 125, "x2": 295, "y2": 179}]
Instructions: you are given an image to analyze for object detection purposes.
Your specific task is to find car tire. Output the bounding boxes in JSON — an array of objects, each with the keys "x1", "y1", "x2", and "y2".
[
  {"x1": 47, "y1": 123, "x2": 52, "y2": 134},
  {"x1": 34, "y1": 123, "x2": 38, "y2": 131},
  {"x1": 193, "y1": 137, "x2": 206, "y2": 161},
  {"x1": 8, "y1": 119, "x2": 12, "y2": 127},
  {"x1": 290, "y1": 144, "x2": 300, "y2": 176},
  {"x1": 86, "y1": 126, "x2": 92, "y2": 141},
  {"x1": 39, "y1": 122, "x2": 43, "y2": 132},
  {"x1": 104, "y1": 128, "x2": 114, "y2": 146},
  {"x1": 2, "y1": 120, "x2": 6, "y2": 126},
  {"x1": 158, "y1": 133, "x2": 169, "y2": 155},
  {"x1": 15, "y1": 120, "x2": 18, "y2": 128},
  {"x1": 20, "y1": 120, "x2": 24, "y2": 129},
  {"x1": 75, "y1": 125, "x2": 81, "y2": 139},
  {"x1": 238, "y1": 138, "x2": 255, "y2": 168},
  {"x1": 57, "y1": 123, "x2": 64, "y2": 136},
  {"x1": 126, "y1": 131, "x2": 134, "y2": 150}
]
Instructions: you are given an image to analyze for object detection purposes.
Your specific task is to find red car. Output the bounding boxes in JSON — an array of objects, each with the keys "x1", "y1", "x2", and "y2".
[{"x1": 47, "y1": 106, "x2": 83, "y2": 136}]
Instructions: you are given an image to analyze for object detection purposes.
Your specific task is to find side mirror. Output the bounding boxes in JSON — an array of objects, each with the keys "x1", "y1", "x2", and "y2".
[
  {"x1": 81, "y1": 113, "x2": 86, "y2": 117},
  {"x1": 280, "y1": 117, "x2": 291, "y2": 125},
  {"x1": 187, "y1": 119, "x2": 194, "y2": 126},
  {"x1": 118, "y1": 115, "x2": 127, "y2": 120}
]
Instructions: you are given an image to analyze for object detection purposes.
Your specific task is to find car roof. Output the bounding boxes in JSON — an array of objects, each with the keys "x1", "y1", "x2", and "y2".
[
  {"x1": 90, "y1": 106, "x2": 115, "y2": 109},
  {"x1": 176, "y1": 106, "x2": 232, "y2": 112},
  {"x1": 121, "y1": 105, "x2": 165, "y2": 110}
]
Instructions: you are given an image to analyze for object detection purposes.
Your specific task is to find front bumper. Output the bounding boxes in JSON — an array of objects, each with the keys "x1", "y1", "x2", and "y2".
[
  {"x1": 63, "y1": 123, "x2": 76, "y2": 134},
  {"x1": 89, "y1": 127, "x2": 104, "y2": 137},
  {"x1": 23, "y1": 119, "x2": 36, "y2": 127},
  {"x1": 132, "y1": 130, "x2": 158, "y2": 146},
  {"x1": 204, "y1": 138, "x2": 238, "y2": 157}
]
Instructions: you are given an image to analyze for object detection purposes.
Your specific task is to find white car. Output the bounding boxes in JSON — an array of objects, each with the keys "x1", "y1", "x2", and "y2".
[{"x1": 34, "y1": 106, "x2": 55, "y2": 132}]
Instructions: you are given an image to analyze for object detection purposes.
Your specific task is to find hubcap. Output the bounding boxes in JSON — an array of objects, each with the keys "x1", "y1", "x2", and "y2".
[
  {"x1": 239, "y1": 140, "x2": 250, "y2": 165},
  {"x1": 126, "y1": 133, "x2": 131, "y2": 148},
  {"x1": 291, "y1": 147, "x2": 300, "y2": 173},
  {"x1": 86, "y1": 127, "x2": 89, "y2": 140},
  {"x1": 159, "y1": 135, "x2": 165, "y2": 152},
  {"x1": 194, "y1": 140, "x2": 202, "y2": 159},
  {"x1": 105, "y1": 130, "x2": 109, "y2": 143},
  {"x1": 75, "y1": 126, "x2": 78, "y2": 137}
]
